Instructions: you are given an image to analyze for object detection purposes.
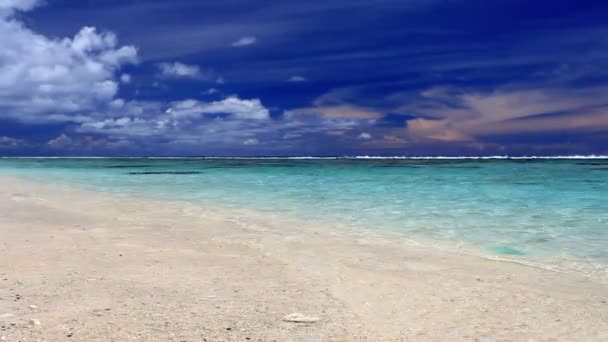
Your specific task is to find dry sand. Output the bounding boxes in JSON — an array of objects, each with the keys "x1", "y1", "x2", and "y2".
[{"x1": 0, "y1": 176, "x2": 607, "y2": 341}]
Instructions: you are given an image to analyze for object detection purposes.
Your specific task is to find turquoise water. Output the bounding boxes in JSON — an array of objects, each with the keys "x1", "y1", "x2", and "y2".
[{"x1": 1, "y1": 157, "x2": 607, "y2": 276}]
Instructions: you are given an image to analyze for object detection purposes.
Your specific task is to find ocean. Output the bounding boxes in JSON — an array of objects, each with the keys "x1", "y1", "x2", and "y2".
[{"x1": 1, "y1": 157, "x2": 607, "y2": 278}]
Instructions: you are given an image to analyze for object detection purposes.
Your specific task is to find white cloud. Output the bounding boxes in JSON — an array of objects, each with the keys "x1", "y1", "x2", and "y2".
[
  {"x1": 166, "y1": 96, "x2": 270, "y2": 120},
  {"x1": 0, "y1": 4, "x2": 137, "y2": 124},
  {"x1": 243, "y1": 138, "x2": 259, "y2": 145},
  {"x1": 203, "y1": 97, "x2": 269, "y2": 120},
  {"x1": 157, "y1": 62, "x2": 203, "y2": 79},
  {"x1": 357, "y1": 132, "x2": 372, "y2": 140},
  {"x1": 79, "y1": 116, "x2": 161, "y2": 137},
  {"x1": 287, "y1": 75, "x2": 308, "y2": 83},
  {"x1": 47, "y1": 134, "x2": 73, "y2": 149},
  {"x1": 76, "y1": 96, "x2": 271, "y2": 141},
  {"x1": 0, "y1": 3, "x2": 374, "y2": 152},
  {"x1": 0, "y1": 0, "x2": 38, "y2": 14},
  {"x1": 231, "y1": 36, "x2": 257, "y2": 47},
  {"x1": 120, "y1": 73, "x2": 131, "y2": 83},
  {"x1": 76, "y1": 93, "x2": 373, "y2": 149}
]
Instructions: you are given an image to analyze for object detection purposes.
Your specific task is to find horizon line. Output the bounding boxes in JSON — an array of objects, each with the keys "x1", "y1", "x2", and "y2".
[{"x1": 1, "y1": 155, "x2": 608, "y2": 160}]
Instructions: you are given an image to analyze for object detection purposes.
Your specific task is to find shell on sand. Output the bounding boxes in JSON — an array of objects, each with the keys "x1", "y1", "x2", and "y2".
[{"x1": 282, "y1": 313, "x2": 320, "y2": 323}]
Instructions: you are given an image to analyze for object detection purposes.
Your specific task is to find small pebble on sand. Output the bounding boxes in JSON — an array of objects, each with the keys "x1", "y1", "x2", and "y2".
[
  {"x1": 282, "y1": 313, "x2": 320, "y2": 323},
  {"x1": 29, "y1": 319, "x2": 41, "y2": 327}
]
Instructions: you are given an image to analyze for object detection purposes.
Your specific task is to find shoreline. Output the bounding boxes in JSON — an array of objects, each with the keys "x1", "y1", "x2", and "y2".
[
  {"x1": 7, "y1": 173, "x2": 602, "y2": 282},
  {"x1": 1, "y1": 176, "x2": 607, "y2": 340}
]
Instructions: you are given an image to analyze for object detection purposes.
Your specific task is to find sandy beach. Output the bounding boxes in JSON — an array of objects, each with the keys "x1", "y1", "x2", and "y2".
[{"x1": 1, "y1": 176, "x2": 607, "y2": 341}]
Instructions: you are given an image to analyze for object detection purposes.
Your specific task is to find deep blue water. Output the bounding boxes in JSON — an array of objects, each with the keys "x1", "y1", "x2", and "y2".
[{"x1": 1, "y1": 157, "x2": 607, "y2": 276}]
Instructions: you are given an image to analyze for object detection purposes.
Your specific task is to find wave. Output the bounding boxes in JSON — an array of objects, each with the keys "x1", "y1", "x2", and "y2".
[{"x1": 347, "y1": 155, "x2": 608, "y2": 160}]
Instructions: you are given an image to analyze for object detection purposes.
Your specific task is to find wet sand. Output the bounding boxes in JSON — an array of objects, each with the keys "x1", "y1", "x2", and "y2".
[{"x1": 0, "y1": 176, "x2": 607, "y2": 341}]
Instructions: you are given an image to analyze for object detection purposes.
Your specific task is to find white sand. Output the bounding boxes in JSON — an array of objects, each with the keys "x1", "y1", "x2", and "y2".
[{"x1": 0, "y1": 176, "x2": 607, "y2": 341}]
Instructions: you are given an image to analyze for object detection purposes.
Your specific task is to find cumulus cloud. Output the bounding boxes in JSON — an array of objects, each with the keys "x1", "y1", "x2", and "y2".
[
  {"x1": 0, "y1": 0, "x2": 38, "y2": 14},
  {"x1": 357, "y1": 132, "x2": 372, "y2": 140},
  {"x1": 0, "y1": 3, "x2": 137, "y2": 124},
  {"x1": 47, "y1": 134, "x2": 73, "y2": 149},
  {"x1": 231, "y1": 36, "x2": 257, "y2": 47},
  {"x1": 166, "y1": 97, "x2": 270, "y2": 120},
  {"x1": 157, "y1": 62, "x2": 203, "y2": 79},
  {"x1": 75, "y1": 93, "x2": 378, "y2": 152},
  {"x1": 75, "y1": 96, "x2": 272, "y2": 144},
  {"x1": 0, "y1": 3, "x2": 376, "y2": 154},
  {"x1": 79, "y1": 116, "x2": 160, "y2": 137}
]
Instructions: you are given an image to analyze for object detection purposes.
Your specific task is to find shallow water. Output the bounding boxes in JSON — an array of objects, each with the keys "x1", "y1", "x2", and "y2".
[{"x1": 1, "y1": 157, "x2": 607, "y2": 277}]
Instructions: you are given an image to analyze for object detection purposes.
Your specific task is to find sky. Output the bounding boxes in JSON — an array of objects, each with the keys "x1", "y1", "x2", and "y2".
[{"x1": 0, "y1": 0, "x2": 607, "y2": 156}]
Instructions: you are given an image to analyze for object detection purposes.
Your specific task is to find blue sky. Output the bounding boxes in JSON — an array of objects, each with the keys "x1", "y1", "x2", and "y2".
[{"x1": 1, "y1": 0, "x2": 607, "y2": 156}]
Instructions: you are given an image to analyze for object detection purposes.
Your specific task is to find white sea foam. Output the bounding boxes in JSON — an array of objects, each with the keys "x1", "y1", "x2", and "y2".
[{"x1": 347, "y1": 155, "x2": 608, "y2": 160}]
